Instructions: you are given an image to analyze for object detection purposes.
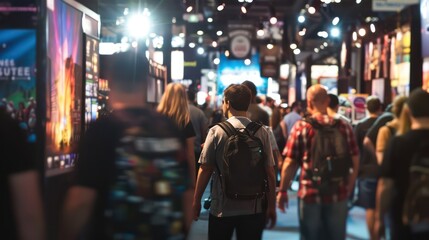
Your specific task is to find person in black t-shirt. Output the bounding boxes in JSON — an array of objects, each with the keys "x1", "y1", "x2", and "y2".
[
  {"x1": 0, "y1": 109, "x2": 45, "y2": 240},
  {"x1": 375, "y1": 89, "x2": 429, "y2": 240},
  {"x1": 353, "y1": 96, "x2": 382, "y2": 240},
  {"x1": 60, "y1": 51, "x2": 193, "y2": 240}
]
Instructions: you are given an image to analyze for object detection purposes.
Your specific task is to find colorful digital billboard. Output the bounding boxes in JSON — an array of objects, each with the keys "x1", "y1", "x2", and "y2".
[
  {"x1": 45, "y1": 0, "x2": 83, "y2": 174},
  {"x1": 0, "y1": 29, "x2": 37, "y2": 142}
]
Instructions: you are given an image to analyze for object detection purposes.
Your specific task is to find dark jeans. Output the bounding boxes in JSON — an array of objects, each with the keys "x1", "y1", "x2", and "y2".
[
  {"x1": 298, "y1": 199, "x2": 348, "y2": 240},
  {"x1": 208, "y1": 213, "x2": 265, "y2": 240}
]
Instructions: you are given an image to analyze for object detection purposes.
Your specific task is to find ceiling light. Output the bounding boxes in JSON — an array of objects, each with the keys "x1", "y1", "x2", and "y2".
[
  {"x1": 179, "y1": 33, "x2": 185, "y2": 38},
  {"x1": 290, "y1": 43, "x2": 297, "y2": 49},
  {"x1": 358, "y1": 28, "x2": 366, "y2": 37},
  {"x1": 356, "y1": 0, "x2": 362, "y2": 4},
  {"x1": 298, "y1": 15, "x2": 305, "y2": 23},
  {"x1": 128, "y1": 11, "x2": 151, "y2": 38},
  {"x1": 352, "y1": 31, "x2": 357, "y2": 41},
  {"x1": 213, "y1": 58, "x2": 220, "y2": 65},
  {"x1": 216, "y1": 30, "x2": 223, "y2": 36},
  {"x1": 189, "y1": 42, "x2": 196, "y2": 48},
  {"x1": 244, "y1": 59, "x2": 251, "y2": 65},
  {"x1": 293, "y1": 48, "x2": 301, "y2": 55},
  {"x1": 355, "y1": 42, "x2": 362, "y2": 48},
  {"x1": 186, "y1": 6, "x2": 193, "y2": 12},
  {"x1": 267, "y1": 43, "x2": 274, "y2": 49},
  {"x1": 317, "y1": 31, "x2": 329, "y2": 38},
  {"x1": 270, "y1": 16, "x2": 277, "y2": 25},
  {"x1": 225, "y1": 50, "x2": 230, "y2": 57},
  {"x1": 207, "y1": 17, "x2": 213, "y2": 23},
  {"x1": 217, "y1": 4, "x2": 225, "y2": 11},
  {"x1": 370, "y1": 23, "x2": 376, "y2": 33},
  {"x1": 314, "y1": 48, "x2": 319, "y2": 53},
  {"x1": 123, "y1": 8, "x2": 129, "y2": 16},
  {"x1": 197, "y1": 30, "x2": 204, "y2": 35},
  {"x1": 320, "y1": 45, "x2": 325, "y2": 49},
  {"x1": 330, "y1": 27, "x2": 340, "y2": 38},
  {"x1": 332, "y1": 17, "x2": 340, "y2": 26},
  {"x1": 238, "y1": 0, "x2": 245, "y2": 2},
  {"x1": 323, "y1": 42, "x2": 328, "y2": 47},
  {"x1": 298, "y1": 28, "x2": 306, "y2": 36},
  {"x1": 257, "y1": 29, "x2": 265, "y2": 37},
  {"x1": 212, "y1": 41, "x2": 218, "y2": 48},
  {"x1": 308, "y1": 6, "x2": 316, "y2": 14},
  {"x1": 245, "y1": 0, "x2": 253, "y2": 2},
  {"x1": 241, "y1": 5, "x2": 247, "y2": 14},
  {"x1": 197, "y1": 47, "x2": 205, "y2": 55}
]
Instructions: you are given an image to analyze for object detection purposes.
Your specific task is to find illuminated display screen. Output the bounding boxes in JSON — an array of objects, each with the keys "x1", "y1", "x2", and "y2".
[
  {"x1": 0, "y1": 29, "x2": 37, "y2": 142},
  {"x1": 45, "y1": 0, "x2": 83, "y2": 174}
]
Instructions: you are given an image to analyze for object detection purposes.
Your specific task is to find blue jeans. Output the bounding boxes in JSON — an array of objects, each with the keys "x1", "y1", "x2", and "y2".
[{"x1": 298, "y1": 199, "x2": 348, "y2": 240}]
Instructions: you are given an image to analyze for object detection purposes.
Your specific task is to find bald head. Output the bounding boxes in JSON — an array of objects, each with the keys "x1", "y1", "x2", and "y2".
[{"x1": 306, "y1": 84, "x2": 329, "y2": 114}]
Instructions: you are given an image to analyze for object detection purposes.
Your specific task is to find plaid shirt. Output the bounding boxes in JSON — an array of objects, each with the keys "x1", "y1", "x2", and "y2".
[{"x1": 283, "y1": 114, "x2": 359, "y2": 204}]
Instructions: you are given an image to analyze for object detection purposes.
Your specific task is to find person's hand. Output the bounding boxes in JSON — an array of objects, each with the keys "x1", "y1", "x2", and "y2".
[
  {"x1": 192, "y1": 200, "x2": 201, "y2": 221},
  {"x1": 276, "y1": 191, "x2": 289, "y2": 213},
  {"x1": 374, "y1": 219, "x2": 385, "y2": 240},
  {"x1": 265, "y1": 207, "x2": 277, "y2": 229}
]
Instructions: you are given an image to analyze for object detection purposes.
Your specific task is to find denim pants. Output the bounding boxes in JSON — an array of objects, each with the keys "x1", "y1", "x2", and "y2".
[
  {"x1": 208, "y1": 213, "x2": 265, "y2": 240},
  {"x1": 298, "y1": 199, "x2": 348, "y2": 240}
]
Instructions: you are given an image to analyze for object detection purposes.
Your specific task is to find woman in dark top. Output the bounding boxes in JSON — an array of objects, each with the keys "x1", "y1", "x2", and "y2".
[{"x1": 157, "y1": 83, "x2": 196, "y2": 185}]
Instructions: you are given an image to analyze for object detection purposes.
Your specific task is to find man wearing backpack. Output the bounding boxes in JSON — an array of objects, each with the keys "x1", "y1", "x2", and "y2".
[
  {"x1": 192, "y1": 84, "x2": 276, "y2": 240},
  {"x1": 60, "y1": 51, "x2": 193, "y2": 239},
  {"x1": 277, "y1": 84, "x2": 359, "y2": 240},
  {"x1": 375, "y1": 89, "x2": 429, "y2": 240}
]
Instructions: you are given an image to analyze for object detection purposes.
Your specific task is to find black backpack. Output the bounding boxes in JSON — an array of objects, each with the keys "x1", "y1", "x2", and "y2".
[
  {"x1": 216, "y1": 121, "x2": 268, "y2": 200},
  {"x1": 402, "y1": 141, "x2": 429, "y2": 232},
  {"x1": 305, "y1": 118, "x2": 352, "y2": 194}
]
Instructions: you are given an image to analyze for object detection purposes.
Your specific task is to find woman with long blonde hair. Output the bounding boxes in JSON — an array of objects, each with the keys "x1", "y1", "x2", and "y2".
[{"x1": 157, "y1": 83, "x2": 196, "y2": 183}]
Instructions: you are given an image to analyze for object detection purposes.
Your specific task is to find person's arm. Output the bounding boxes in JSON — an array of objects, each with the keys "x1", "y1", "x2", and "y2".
[
  {"x1": 376, "y1": 126, "x2": 390, "y2": 165},
  {"x1": 363, "y1": 136, "x2": 376, "y2": 155},
  {"x1": 186, "y1": 136, "x2": 197, "y2": 186},
  {"x1": 374, "y1": 178, "x2": 394, "y2": 239},
  {"x1": 192, "y1": 164, "x2": 214, "y2": 220},
  {"x1": 9, "y1": 171, "x2": 45, "y2": 240},
  {"x1": 348, "y1": 154, "x2": 359, "y2": 196},
  {"x1": 265, "y1": 165, "x2": 277, "y2": 228},
  {"x1": 60, "y1": 186, "x2": 97, "y2": 240},
  {"x1": 276, "y1": 157, "x2": 299, "y2": 213}
]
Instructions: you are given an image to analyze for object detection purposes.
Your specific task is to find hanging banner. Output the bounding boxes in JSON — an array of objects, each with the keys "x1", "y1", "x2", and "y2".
[
  {"x1": 373, "y1": 0, "x2": 418, "y2": 12},
  {"x1": 228, "y1": 21, "x2": 254, "y2": 59}
]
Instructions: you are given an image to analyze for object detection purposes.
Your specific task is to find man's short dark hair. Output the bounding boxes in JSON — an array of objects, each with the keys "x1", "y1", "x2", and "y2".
[
  {"x1": 407, "y1": 89, "x2": 429, "y2": 118},
  {"x1": 366, "y1": 96, "x2": 382, "y2": 114},
  {"x1": 100, "y1": 51, "x2": 147, "y2": 93},
  {"x1": 328, "y1": 94, "x2": 339, "y2": 109},
  {"x1": 241, "y1": 80, "x2": 257, "y2": 97},
  {"x1": 224, "y1": 84, "x2": 251, "y2": 111},
  {"x1": 187, "y1": 89, "x2": 196, "y2": 102},
  {"x1": 291, "y1": 101, "x2": 300, "y2": 109}
]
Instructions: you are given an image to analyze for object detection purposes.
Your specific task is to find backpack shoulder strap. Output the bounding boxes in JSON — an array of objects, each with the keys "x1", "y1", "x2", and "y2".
[
  {"x1": 217, "y1": 121, "x2": 237, "y2": 137},
  {"x1": 246, "y1": 121, "x2": 262, "y2": 136},
  {"x1": 303, "y1": 117, "x2": 322, "y2": 129}
]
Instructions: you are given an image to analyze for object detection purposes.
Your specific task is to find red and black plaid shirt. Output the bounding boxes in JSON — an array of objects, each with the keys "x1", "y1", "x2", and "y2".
[{"x1": 283, "y1": 114, "x2": 358, "y2": 204}]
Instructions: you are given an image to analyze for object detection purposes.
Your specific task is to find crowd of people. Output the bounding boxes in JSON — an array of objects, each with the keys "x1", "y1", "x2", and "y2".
[{"x1": 2, "y1": 50, "x2": 429, "y2": 240}]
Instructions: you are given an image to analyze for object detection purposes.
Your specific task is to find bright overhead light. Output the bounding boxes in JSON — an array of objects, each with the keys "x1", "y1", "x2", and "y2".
[
  {"x1": 298, "y1": 28, "x2": 306, "y2": 36},
  {"x1": 330, "y1": 27, "x2": 340, "y2": 38},
  {"x1": 370, "y1": 23, "x2": 376, "y2": 33},
  {"x1": 186, "y1": 6, "x2": 193, "y2": 12},
  {"x1": 290, "y1": 43, "x2": 297, "y2": 49},
  {"x1": 217, "y1": 4, "x2": 225, "y2": 11},
  {"x1": 212, "y1": 41, "x2": 218, "y2": 48},
  {"x1": 225, "y1": 50, "x2": 230, "y2": 57},
  {"x1": 216, "y1": 30, "x2": 223, "y2": 36},
  {"x1": 314, "y1": 48, "x2": 319, "y2": 53},
  {"x1": 267, "y1": 43, "x2": 274, "y2": 49},
  {"x1": 244, "y1": 59, "x2": 251, "y2": 65},
  {"x1": 207, "y1": 17, "x2": 213, "y2": 23},
  {"x1": 257, "y1": 29, "x2": 265, "y2": 37},
  {"x1": 355, "y1": 42, "x2": 362, "y2": 48},
  {"x1": 197, "y1": 47, "x2": 205, "y2": 55},
  {"x1": 213, "y1": 58, "x2": 220, "y2": 65},
  {"x1": 352, "y1": 31, "x2": 357, "y2": 41},
  {"x1": 197, "y1": 30, "x2": 204, "y2": 35},
  {"x1": 358, "y1": 28, "x2": 366, "y2": 37},
  {"x1": 123, "y1": 8, "x2": 129, "y2": 16},
  {"x1": 189, "y1": 42, "x2": 196, "y2": 48},
  {"x1": 293, "y1": 48, "x2": 301, "y2": 55},
  {"x1": 317, "y1": 31, "x2": 329, "y2": 38},
  {"x1": 270, "y1": 16, "x2": 278, "y2": 25},
  {"x1": 298, "y1": 15, "x2": 305, "y2": 23},
  {"x1": 308, "y1": 6, "x2": 316, "y2": 14},
  {"x1": 332, "y1": 17, "x2": 340, "y2": 26},
  {"x1": 241, "y1": 6, "x2": 247, "y2": 14},
  {"x1": 323, "y1": 42, "x2": 328, "y2": 47},
  {"x1": 356, "y1": 0, "x2": 362, "y2": 4},
  {"x1": 128, "y1": 11, "x2": 151, "y2": 38},
  {"x1": 245, "y1": 0, "x2": 253, "y2": 2}
]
